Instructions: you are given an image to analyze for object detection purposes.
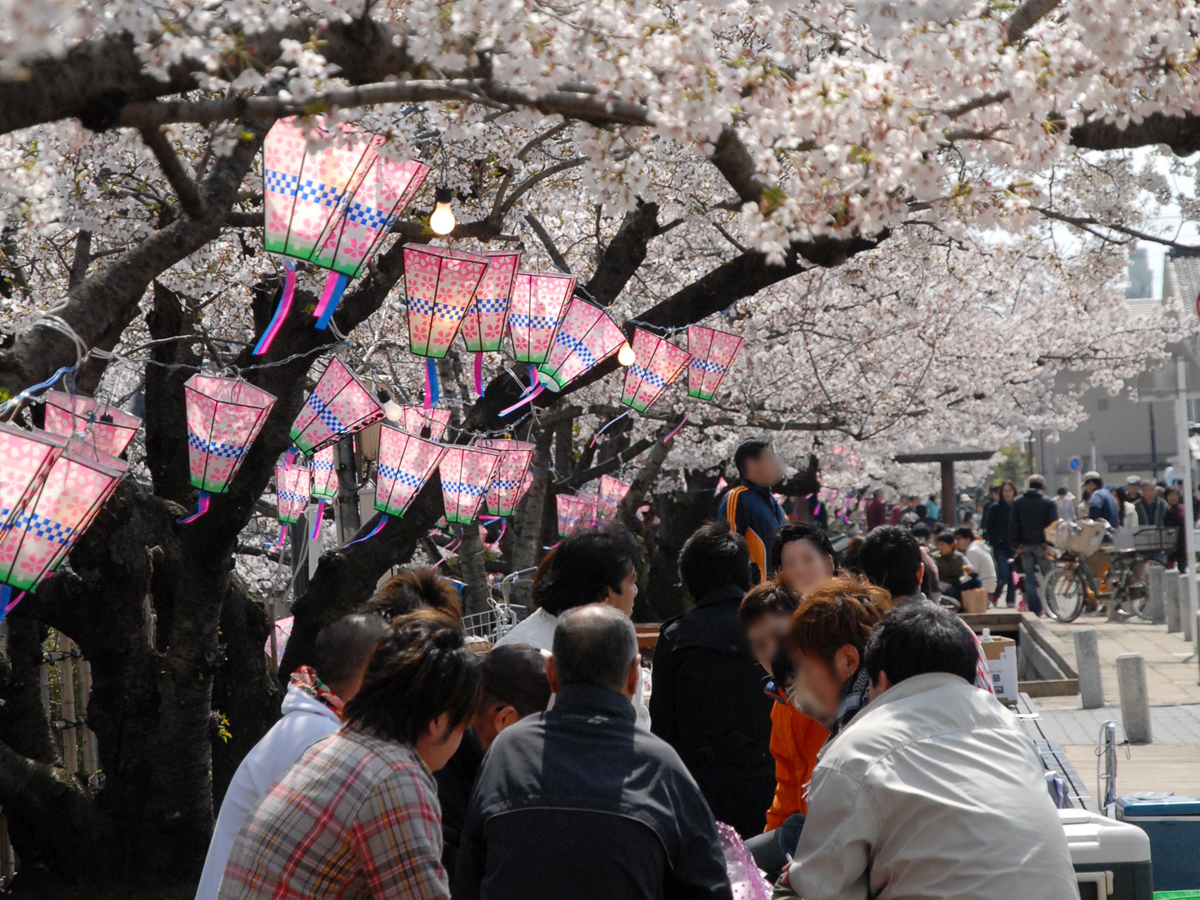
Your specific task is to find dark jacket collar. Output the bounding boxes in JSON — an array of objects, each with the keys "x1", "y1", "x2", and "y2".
[
  {"x1": 695, "y1": 583, "x2": 746, "y2": 608},
  {"x1": 740, "y1": 477, "x2": 777, "y2": 499},
  {"x1": 551, "y1": 683, "x2": 636, "y2": 723}
]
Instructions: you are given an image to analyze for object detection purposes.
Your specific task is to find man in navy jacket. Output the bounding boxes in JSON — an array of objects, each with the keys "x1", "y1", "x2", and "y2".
[{"x1": 719, "y1": 440, "x2": 788, "y2": 583}]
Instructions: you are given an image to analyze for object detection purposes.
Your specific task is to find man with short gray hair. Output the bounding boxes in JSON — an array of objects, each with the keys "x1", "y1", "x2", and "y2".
[{"x1": 453, "y1": 605, "x2": 732, "y2": 900}]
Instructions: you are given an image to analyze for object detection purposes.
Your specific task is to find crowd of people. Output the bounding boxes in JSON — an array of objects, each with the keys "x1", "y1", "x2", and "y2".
[{"x1": 197, "y1": 439, "x2": 1082, "y2": 900}]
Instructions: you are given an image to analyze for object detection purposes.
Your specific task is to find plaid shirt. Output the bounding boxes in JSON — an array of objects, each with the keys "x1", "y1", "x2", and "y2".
[{"x1": 217, "y1": 726, "x2": 449, "y2": 900}]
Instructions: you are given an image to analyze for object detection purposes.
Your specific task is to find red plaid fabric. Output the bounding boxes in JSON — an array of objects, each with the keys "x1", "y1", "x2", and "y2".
[{"x1": 217, "y1": 726, "x2": 449, "y2": 900}]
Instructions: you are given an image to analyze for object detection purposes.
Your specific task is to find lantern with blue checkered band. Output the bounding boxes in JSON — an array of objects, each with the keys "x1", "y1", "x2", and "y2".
[
  {"x1": 597, "y1": 474, "x2": 632, "y2": 520},
  {"x1": 374, "y1": 425, "x2": 447, "y2": 520},
  {"x1": 260, "y1": 117, "x2": 430, "y2": 341},
  {"x1": 43, "y1": 391, "x2": 142, "y2": 457},
  {"x1": 687, "y1": 325, "x2": 744, "y2": 402},
  {"x1": 399, "y1": 405, "x2": 451, "y2": 442},
  {"x1": 180, "y1": 374, "x2": 276, "y2": 523},
  {"x1": 307, "y1": 445, "x2": 337, "y2": 539},
  {"x1": 509, "y1": 271, "x2": 576, "y2": 365},
  {"x1": 538, "y1": 297, "x2": 627, "y2": 392},
  {"x1": 439, "y1": 446, "x2": 501, "y2": 525},
  {"x1": 275, "y1": 455, "x2": 311, "y2": 526},
  {"x1": 291, "y1": 357, "x2": 386, "y2": 455},
  {"x1": 460, "y1": 250, "x2": 522, "y2": 394},
  {"x1": 620, "y1": 328, "x2": 693, "y2": 413},
  {"x1": 556, "y1": 492, "x2": 599, "y2": 537},
  {"x1": 0, "y1": 437, "x2": 126, "y2": 616},
  {"x1": 479, "y1": 439, "x2": 535, "y2": 517}
]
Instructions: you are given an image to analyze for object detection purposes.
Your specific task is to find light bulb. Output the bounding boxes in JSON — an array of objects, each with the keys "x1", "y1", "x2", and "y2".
[
  {"x1": 384, "y1": 400, "x2": 404, "y2": 422},
  {"x1": 617, "y1": 342, "x2": 636, "y2": 366},
  {"x1": 430, "y1": 186, "x2": 456, "y2": 236}
]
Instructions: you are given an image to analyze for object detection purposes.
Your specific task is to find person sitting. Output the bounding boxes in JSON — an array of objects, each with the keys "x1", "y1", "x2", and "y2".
[
  {"x1": 196, "y1": 613, "x2": 389, "y2": 900},
  {"x1": 360, "y1": 566, "x2": 464, "y2": 622},
  {"x1": 781, "y1": 604, "x2": 1078, "y2": 900},
  {"x1": 858, "y1": 525, "x2": 993, "y2": 693},
  {"x1": 494, "y1": 527, "x2": 648, "y2": 724},
  {"x1": 738, "y1": 582, "x2": 827, "y2": 876},
  {"x1": 218, "y1": 610, "x2": 481, "y2": 900},
  {"x1": 932, "y1": 531, "x2": 981, "y2": 602},
  {"x1": 435, "y1": 643, "x2": 552, "y2": 882},
  {"x1": 650, "y1": 522, "x2": 775, "y2": 839},
  {"x1": 771, "y1": 523, "x2": 837, "y2": 598},
  {"x1": 453, "y1": 605, "x2": 733, "y2": 900},
  {"x1": 954, "y1": 526, "x2": 998, "y2": 596},
  {"x1": 787, "y1": 577, "x2": 890, "y2": 744}
]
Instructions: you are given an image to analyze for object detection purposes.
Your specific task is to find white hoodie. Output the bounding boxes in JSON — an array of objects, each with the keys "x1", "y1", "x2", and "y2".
[{"x1": 194, "y1": 683, "x2": 341, "y2": 900}]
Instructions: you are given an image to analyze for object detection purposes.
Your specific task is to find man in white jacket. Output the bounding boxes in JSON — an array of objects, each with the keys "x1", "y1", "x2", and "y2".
[
  {"x1": 782, "y1": 604, "x2": 1077, "y2": 900},
  {"x1": 195, "y1": 613, "x2": 388, "y2": 900}
]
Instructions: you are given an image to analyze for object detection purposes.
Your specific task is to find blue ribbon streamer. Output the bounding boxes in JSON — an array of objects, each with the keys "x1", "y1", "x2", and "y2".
[
  {"x1": 314, "y1": 272, "x2": 349, "y2": 330},
  {"x1": 424, "y1": 358, "x2": 440, "y2": 408},
  {"x1": 342, "y1": 514, "x2": 388, "y2": 548}
]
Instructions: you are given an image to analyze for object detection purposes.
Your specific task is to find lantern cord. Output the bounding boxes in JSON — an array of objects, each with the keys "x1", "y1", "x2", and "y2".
[
  {"x1": 177, "y1": 491, "x2": 211, "y2": 524},
  {"x1": 314, "y1": 272, "x2": 350, "y2": 331},
  {"x1": 253, "y1": 261, "x2": 297, "y2": 356},
  {"x1": 0, "y1": 585, "x2": 26, "y2": 625},
  {"x1": 473, "y1": 352, "x2": 484, "y2": 397},
  {"x1": 310, "y1": 500, "x2": 325, "y2": 540},
  {"x1": 343, "y1": 514, "x2": 388, "y2": 548},
  {"x1": 0, "y1": 363, "x2": 77, "y2": 417},
  {"x1": 662, "y1": 406, "x2": 694, "y2": 443},
  {"x1": 424, "y1": 358, "x2": 440, "y2": 409},
  {"x1": 589, "y1": 410, "x2": 629, "y2": 447}
]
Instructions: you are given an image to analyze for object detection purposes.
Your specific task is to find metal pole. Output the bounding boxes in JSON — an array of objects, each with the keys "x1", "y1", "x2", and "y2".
[
  {"x1": 941, "y1": 460, "x2": 955, "y2": 530},
  {"x1": 58, "y1": 633, "x2": 77, "y2": 776},
  {"x1": 1151, "y1": 403, "x2": 1159, "y2": 480},
  {"x1": 336, "y1": 435, "x2": 361, "y2": 545},
  {"x1": 1175, "y1": 357, "x2": 1199, "y2": 656}
]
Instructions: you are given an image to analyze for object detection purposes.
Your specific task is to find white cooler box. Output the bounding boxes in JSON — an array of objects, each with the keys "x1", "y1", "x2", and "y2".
[{"x1": 1061, "y1": 809, "x2": 1153, "y2": 900}]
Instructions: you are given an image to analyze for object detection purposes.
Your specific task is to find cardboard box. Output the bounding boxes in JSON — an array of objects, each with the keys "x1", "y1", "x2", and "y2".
[
  {"x1": 980, "y1": 634, "x2": 1018, "y2": 702},
  {"x1": 960, "y1": 588, "x2": 989, "y2": 614}
]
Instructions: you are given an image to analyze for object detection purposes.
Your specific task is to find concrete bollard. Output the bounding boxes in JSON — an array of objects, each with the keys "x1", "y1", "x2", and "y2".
[
  {"x1": 1075, "y1": 629, "x2": 1105, "y2": 709},
  {"x1": 1116, "y1": 653, "x2": 1153, "y2": 744},
  {"x1": 1166, "y1": 569, "x2": 1182, "y2": 633},
  {"x1": 1185, "y1": 589, "x2": 1196, "y2": 643},
  {"x1": 1148, "y1": 566, "x2": 1167, "y2": 625}
]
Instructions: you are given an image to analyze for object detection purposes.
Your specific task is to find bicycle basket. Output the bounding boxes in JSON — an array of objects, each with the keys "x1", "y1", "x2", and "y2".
[
  {"x1": 461, "y1": 601, "x2": 527, "y2": 648},
  {"x1": 1045, "y1": 520, "x2": 1071, "y2": 551},
  {"x1": 1133, "y1": 526, "x2": 1178, "y2": 552},
  {"x1": 1066, "y1": 520, "x2": 1107, "y2": 556}
]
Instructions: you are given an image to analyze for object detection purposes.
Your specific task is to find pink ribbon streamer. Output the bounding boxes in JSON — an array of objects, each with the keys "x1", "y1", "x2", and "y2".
[
  {"x1": 253, "y1": 261, "x2": 297, "y2": 355},
  {"x1": 313, "y1": 270, "x2": 343, "y2": 323},
  {"x1": 473, "y1": 352, "x2": 484, "y2": 397},
  {"x1": 0, "y1": 586, "x2": 26, "y2": 624},
  {"x1": 590, "y1": 411, "x2": 629, "y2": 447},
  {"x1": 343, "y1": 515, "x2": 388, "y2": 548},
  {"x1": 177, "y1": 491, "x2": 211, "y2": 524},
  {"x1": 272, "y1": 528, "x2": 287, "y2": 548},
  {"x1": 310, "y1": 500, "x2": 325, "y2": 540},
  {"x1": 662, "y1": 409, "x2": 690, "y2": 443},
  {"x1": 431, "y1": 537, "x2": 462, "y2": 568}
]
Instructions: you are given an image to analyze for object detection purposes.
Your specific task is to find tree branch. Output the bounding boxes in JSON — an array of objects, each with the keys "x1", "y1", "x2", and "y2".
[
  {"x1": 524, "y1": 213, "x2": 572, "y2": 272},
  {"x1": 1070, "y1": 112, "x2": 1200, "y2": 156},
  {"x1": 139, "y1": 126, "x2": 207, "y2": 220},
  {"x1": 1004, "y1": 0, "x2": 1062, "y2": 42},
  {"x1": 1034, "y1": 206, "x2": 1200, "y2": 252}
]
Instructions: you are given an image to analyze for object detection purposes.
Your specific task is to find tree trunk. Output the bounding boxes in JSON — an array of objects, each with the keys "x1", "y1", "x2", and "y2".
[
  {"x1": 509, "y1": 424, "x2": 555, "y2": 607},
  {"x1": 456, "y1": 523, "x2": 490, "y2": 616}
]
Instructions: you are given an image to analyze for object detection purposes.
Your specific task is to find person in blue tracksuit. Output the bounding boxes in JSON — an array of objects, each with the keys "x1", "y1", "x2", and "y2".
[{"x1": 718, "y1": 440, "x2": 788, "y2": 584}]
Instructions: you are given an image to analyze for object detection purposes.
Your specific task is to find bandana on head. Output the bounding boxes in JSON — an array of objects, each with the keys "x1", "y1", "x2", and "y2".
[{"x1": 290, "y1": 664, "x2": 345, "y2": 717}]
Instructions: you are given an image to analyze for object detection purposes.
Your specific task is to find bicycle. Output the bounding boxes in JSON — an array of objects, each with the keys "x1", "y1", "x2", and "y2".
[
  {"x1": 1044, "y1": 528, "x2": 1175, "y2": 623},
  {"x1": 461, "y1": 567, "x2": 536, "y2": 645}
]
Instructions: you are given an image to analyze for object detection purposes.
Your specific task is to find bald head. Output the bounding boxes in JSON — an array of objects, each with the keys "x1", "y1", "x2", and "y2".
[{"x1": 551, "y1": 604, "x2": 639, "y2": 694}]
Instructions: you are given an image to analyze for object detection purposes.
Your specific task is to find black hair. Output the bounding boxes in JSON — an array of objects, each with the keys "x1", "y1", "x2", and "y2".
[
  {"x1": 864, "y1": 604, "x2": 977, "y2": 687},
  {"x1": 859, "y1": 525, "x2": 924, "y2": 598},
  {"x1": 952, "y1": 526, "x2": 975, "y2": 542},
  {"x1": 1028, "y1": 475, "x2": 1046, "y2": 491},
  {"x1": 343, "y1": 610, "x2": 481, "y2": 744},
  {"x1": 734, "y1": 440, "x2": 771, "y2": 478},
  {"x1": 769, "y1": 522, "x2": 836, "y2": 576},
  {"x1": 1056, "y1": 487, "x2": 1068, "y2": 496},
  {"x1": 552, "y1": 604, "x2": 639, "y2": 693},
  {"x1": 314, "y1": 613, "x2": 391, "y2": 687},
  {"x1": 679, "y1": 520, "x2": 751, "y2": 599},
  {"x1": 911, "y1": 523, "x2": 931, "y2": 540},
  {"x1": 935, "y1": 531, "x2": 956, "y2": 546},
  {"x1": 914, "y1": 504, "x2": 928, "y2": 519},
  {"x1": 531, "y1": 527, "x2": 637, "y2": 616},
  {"x1": 480, "y1": 643, "x2": 552, "y2": 717}
]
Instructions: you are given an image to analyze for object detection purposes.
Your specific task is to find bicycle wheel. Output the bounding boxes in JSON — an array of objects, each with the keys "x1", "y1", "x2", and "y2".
[
  {"x1": 1131, "y1": 559, "x2": 1166, "y2": 621},
  {"x1": 1046, "y1": 566, "x2": 1086, "y2": 623}
]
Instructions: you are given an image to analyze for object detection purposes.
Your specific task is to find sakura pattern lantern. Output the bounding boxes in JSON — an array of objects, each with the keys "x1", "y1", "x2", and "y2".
[
  {"x1": 479, "y1": 439, "x2": 535, "y2": 517},
  {"x1": 459, "y1": 250, "x2": 522, "y2": 395},
  {"x1": 597, "y1": 474, "x2": 632, "y2": 520},
  {"x1": 348, "y1": 425, "x2": 447, "y2": 547},
  {"x1": 271, "y1": 453, "x2": 311, "y2": 547},
  {"x1": 399, "y1": 405, "x2": 452, "y2": 442},
  {"x1": 620, "y1": 329, "x2": 693, "y2": 413},
  {"x1": 309, "y1": 445, "x2": 337, "y2": 540},
  {"x1": 403, "y1": 245, "x2": 490, "y2": 408},
  {"x1": 0, "y1": 437, "x2": 127, "y2": 617},
  {"x1": 687, "y1": 325, "x2": 745, "y2": 402},
  {"x1": 508, "y1": 271, "x2": 576, "y2": 366},
  {"x1": 43, "y1": 391, "x2": 142, "y2": 457},
  {"x1": 556, "y1": 492, "x2": 598, "y2": 537},
  {"x1": 259, "y1": 116, "x2": 430, "y2": 347},
  {"x1": 290, "y1": 356, "x2": 386, "y2": 455},
  {"x1": 182, "y1": 375, "x2": 277, "y2": 523},
  {"x1": 438, "y1": 446, "x2": 501, "y2": 525},
  {"x1": 537, "y1": 298, "x2": 627, "y2": 392},
  {"x1": 0, "y1": 424, "x2": 66, "y2": 534}
]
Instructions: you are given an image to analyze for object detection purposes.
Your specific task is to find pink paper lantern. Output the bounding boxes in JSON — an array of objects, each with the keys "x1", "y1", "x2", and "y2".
[
  {"x1": 620, "y1": 329, "x2": 692, "y2": 413},
  {"x1": 556, "y1": 492, "x2": 599, "y2": 537},
  {"x1": 275, "y1": 456, "x2": 311, "y2": 525},
  {"x1": 439, "y1": 446, "x2": 501, "y2": 525},
  {"x1": 0, "y1": 437, "x2": 127, "y2": 594},
  {"x1": 597, "y1": 474, "x2": 632, "y2": 520},
  {"x1": 311, "y1": 445, "x2": 338, "y2": 502},
  {"x1": 538, "y1": 298, "x2": 627, "y2": 392},
  {"x1": 460, "y1": 250, "x2": 522, "y2": 354},
  {"x1": 509, "y1": 271, "x2": 576, "y2": 365},
  {"x1": 404, "y1": 245, "x2": 490, "y2": 360},
  {"x1": 43, "y1": 391, "x2": 142, "y2": 457},
  {"x1": 0, "y1": 424, "x2": 66, "y2": 534},
  {"x1": 399, "y1": 405, "x2": 452, "y2": 442},
  {"x1": 291, "y1": 357, "x2": 386, "y2": 455},
  {"x1": 687, "y1": 325, "x2": 745, "y2": 401},
  {"x1": 374, "y1": 425, "x2": 447, "y2": 518},
  {"x1": 184, "y1": 375, "x2": 277, "y2": 495},
  {"x1": 479, "y1": 439, "x2": 536, "y2": 517}
]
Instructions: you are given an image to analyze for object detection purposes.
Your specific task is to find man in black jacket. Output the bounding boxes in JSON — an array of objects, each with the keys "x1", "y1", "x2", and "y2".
[
  {"x1": 650, "y1": 522, "x2": 775, "y2": 839},
  {"x1": 1009, "y1": 475, "x2": 1058, "y2": 616},
  {"x1": 453, "y1": 605, "x2": 732, "y2": 900}
]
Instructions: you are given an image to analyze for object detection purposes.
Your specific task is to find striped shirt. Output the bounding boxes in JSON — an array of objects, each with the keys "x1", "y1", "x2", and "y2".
[{"x1": 217, "y1": 726, "x2": 449, "y2": 900}]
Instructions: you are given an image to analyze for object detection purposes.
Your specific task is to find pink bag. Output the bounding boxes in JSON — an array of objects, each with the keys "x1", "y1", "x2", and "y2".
[{"x1": 716, "y1": 822, "x2": 773, "y2": 900}]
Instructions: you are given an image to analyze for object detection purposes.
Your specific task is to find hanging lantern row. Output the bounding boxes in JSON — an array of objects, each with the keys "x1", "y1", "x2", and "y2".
[
  {"x1": 258, "y1": 116, "x2": 431, "y2": 351},
  {"x1": 290, "y1": 356, "x2": 386, "y2": 455},
  {"x1": 43, "y1": 391, "x2": 143, "y2": 457}
]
